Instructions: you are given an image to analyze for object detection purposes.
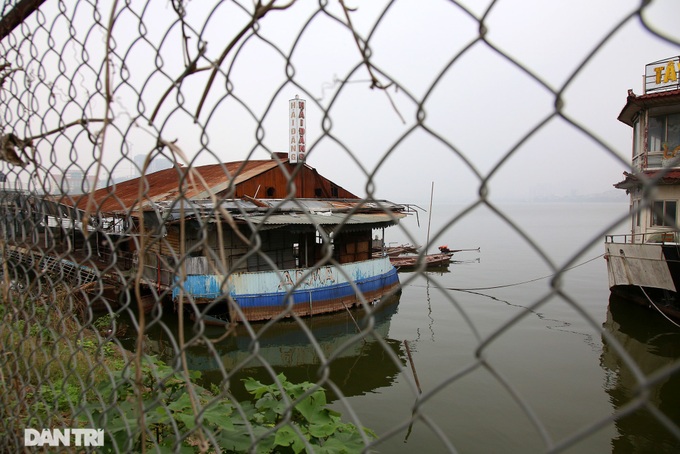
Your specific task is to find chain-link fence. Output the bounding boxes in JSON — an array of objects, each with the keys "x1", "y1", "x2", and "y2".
[{"x1": 1, "y1": 0, "x2": 680, "y2": 452}]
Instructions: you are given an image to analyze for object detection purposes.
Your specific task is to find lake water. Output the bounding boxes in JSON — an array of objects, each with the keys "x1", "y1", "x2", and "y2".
[{"x1": 143, "y1": 201, "x2": 680, "y2": 453}]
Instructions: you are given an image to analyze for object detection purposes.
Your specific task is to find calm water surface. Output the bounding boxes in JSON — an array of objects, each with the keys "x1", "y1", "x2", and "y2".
[{"x1": 143, "y1": 202, "x2": 680, "y2": 453}]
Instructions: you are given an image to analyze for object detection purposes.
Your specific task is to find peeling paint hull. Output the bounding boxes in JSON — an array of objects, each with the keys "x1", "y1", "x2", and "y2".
[
  {"x1": 605, "y1": 242, "x2": 680, "y2": 320},
  {"x1": 173, "y1": 257, "x2": 400, "y2": 322}
]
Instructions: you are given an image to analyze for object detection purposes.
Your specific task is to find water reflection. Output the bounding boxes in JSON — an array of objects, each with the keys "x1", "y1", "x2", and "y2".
[
  {"x1": 141, "y1": 294, "x2": 405, "y2": 401},
  {"x1": 601, "y1": 295, "x2": 680, "y2": 452}
]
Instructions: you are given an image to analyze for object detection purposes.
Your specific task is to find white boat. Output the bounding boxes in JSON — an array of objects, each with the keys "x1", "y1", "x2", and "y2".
[{"x1": 605, "y1": 56, "x2": 680, "y2": 320}]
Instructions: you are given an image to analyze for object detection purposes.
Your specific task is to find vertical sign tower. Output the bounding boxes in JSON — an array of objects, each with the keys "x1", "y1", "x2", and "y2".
[{"x1": 289, "y1": 95, "x2": 306, "y2": 164}]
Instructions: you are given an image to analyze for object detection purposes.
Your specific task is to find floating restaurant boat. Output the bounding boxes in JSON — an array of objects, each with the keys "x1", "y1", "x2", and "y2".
[
  {"x1": 605, "y1": 56, "x2": 680, "y2": 320},
  {"x1": 45, "y1": 159, "x2": 408, "y2": 322},
  {"x1": 38, "y1": 98, "x2": 412, "y2": 322}
]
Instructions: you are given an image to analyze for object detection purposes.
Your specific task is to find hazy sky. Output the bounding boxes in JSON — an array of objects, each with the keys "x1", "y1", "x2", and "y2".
[{"x1": 4, "y1": 0, "x2": 680, "y2": 205}]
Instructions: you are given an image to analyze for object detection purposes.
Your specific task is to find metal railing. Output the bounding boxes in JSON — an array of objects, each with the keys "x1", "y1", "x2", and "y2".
[{"x1": 606, "y1": 230, "x2": 680, "y2": 244}]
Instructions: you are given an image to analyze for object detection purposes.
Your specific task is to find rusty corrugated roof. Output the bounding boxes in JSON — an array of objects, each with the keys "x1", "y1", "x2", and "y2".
[{"x1": 65, "y1": 160, "x2": 282, "y2": 214}]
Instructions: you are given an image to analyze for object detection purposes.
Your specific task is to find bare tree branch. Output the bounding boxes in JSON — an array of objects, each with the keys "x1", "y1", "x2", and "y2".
[
  {"x1": 194, "y1": 0, "x2": 296, "y2": 119},
  {"x1": 338, "y1": 0, "x2": 405, "y2": 124}
]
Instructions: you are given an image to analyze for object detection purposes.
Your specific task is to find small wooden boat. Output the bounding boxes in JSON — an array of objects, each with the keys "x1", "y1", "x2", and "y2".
[
  {"x1": 372, "y1": 243, "x2": 420, "y2": 258},
  {"x1": 385, "y1": 244, "x2": 420, "y2": 256},
  {"x1": 389, "y1": 252, "x2": 454, "y2": 270}
]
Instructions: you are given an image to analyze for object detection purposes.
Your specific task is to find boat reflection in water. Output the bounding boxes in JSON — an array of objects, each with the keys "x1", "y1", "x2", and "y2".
[
  {"x1": 145, "y1": 293, "x2": 405, "y2": 401},
  {"x1": 601, "y1": 295, "x2": 680, "y2": 452}
]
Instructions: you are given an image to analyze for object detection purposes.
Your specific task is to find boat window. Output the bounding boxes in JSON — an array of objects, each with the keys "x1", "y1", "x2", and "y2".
[
  {"x1": 670, "y1": 113, "x2": 680, "y2": 150},
  {"x1": 648, "y1": 115, "x2": 665, "y2": 152},
  {"x1": 633, "y1": 118, "x2": 641, "y2": 157},
  {"x1": 652, "y1": 200, "x2": 677, "y2": 227},
  {"x1": 293, "y1": 242, "x2": 299, "y2": 267},
  {"x1": 632, "y1": 200, "x2": 640, "y2": 228},
  {"x1": 315, "y1": 230, "x2": 333, "y2": 245},
  {"x1": 648, "y1": 113, "x2": 680, "y2": 154}
]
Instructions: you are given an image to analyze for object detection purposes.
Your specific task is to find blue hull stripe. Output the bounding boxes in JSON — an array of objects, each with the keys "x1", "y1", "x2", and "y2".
[
  {"x1": 174, "y1": 267, "x2": 399, "y2": 309},
  {"x1": 235, "y1": 268, "x2": 399, "y2": 308}
]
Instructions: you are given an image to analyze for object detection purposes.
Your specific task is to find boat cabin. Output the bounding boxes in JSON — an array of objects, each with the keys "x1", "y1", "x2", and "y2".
[{"x1": 614, "y1": 56, "x2": 680, "y2": 243}]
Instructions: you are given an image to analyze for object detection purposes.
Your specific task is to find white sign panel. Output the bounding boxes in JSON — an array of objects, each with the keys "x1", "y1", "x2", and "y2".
[
  {"x1": 289, "y1": 95, "x2": 306, "y2": 163},
  {"x1": 645, "y1": 56, "x2": 680, "y2": 94}
]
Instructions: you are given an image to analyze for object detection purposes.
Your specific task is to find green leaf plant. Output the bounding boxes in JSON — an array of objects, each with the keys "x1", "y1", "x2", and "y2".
[{"x1": 90, "y1": 358, "x2": 375, "y2": 453}]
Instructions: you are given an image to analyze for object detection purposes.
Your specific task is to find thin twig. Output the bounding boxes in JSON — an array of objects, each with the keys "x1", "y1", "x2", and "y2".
[
  {"x1": 195, "y1": 0, "x2": 296, "y2": 119},
  {"x1": 338, "y1": 0, "x2": 391, "y2": 90},
  {"x1": 0, "y1": 67, "x2": 23, "y2": 87},
  {"x1": 26, "y1": 118, "x2": 109, "y2": 141},
  {"x1": 337, "y1": 0, "x2": 405, "y2": 123},
  {"x1": 149, "y1": 44, "x2": 209, "y2": 124}
]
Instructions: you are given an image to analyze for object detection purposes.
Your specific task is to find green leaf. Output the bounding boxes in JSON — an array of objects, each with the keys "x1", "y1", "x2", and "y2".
[
  {"x1": 145, "y1": 406, "x2": 172, "y2": 425},
  {"x1": 111, "y1": 431, "x2": 137, "y2": 452},
  {"x1": 167, "y1": 393, "x2": 193, "y2": 413},
  {"x1": 283, "y1": 380, "x2": 312, "y2": 400},
  {"x1": 291, "y1": 432, "x2": 309, "y2": 454},
  {"x1": 106, "y1": 415, "x2": 139, "y2": 434},
  {"x1": 219, "y1": 424, "x2": 276, "y2": 453},
  {"x1": 103, "y1": 401, "x2": 140, "y2": 434},
  {"x1": 316, "y1": 431, "x2": 368, "y2": 454},
  {"x1": 166, "y1": 394, "x2": 197, "y2": 429},
  {"x1": 175, "y1": 412, "x2": 196, "y2": 430},
  {"x1": 256, "y1": 394, "x2": 287, "y2": 419},
  {"x1": 308, "y1": 421, "x2": 339, "y2": 439},
  {"x1": 295, "y1": 391, "x2": 329, "y2": 423},
  {"x1": 217, "y1": 429, "x2": 252, "y2": 452},
  {"x1": 361, "y1": 426, "x2": 378, "y2": 439},
  {"x1": 273, "y1": 424, "x2": 298, "y2": 447},
  {"x1": 202, "y1": 404, "x2": 234, "y2": 430},
  {"x1": 188, "y1": 369, "x2": 202, "y2": 380},
  {"x1": 243, "y1": 377, "x2": 270, "y2": 400}
]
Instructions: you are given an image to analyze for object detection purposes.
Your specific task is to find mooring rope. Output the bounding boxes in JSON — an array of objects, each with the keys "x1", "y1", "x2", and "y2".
[
  {"x1": 638, "y1": 286, "x2": 680, "y2": 329},
  {"x1": 410, "y1": 253, "x2": 605, "y2": 292}
]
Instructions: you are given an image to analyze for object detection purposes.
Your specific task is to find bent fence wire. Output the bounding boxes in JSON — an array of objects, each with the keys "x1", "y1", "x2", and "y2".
[{"x1": 0, "y1": 0, "x2": 679, "y2": 452}]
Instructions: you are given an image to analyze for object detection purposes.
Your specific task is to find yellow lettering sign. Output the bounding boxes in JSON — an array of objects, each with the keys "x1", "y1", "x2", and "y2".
[
  {"x1": 653, "y1": 61, "x2": 679, "y2": 85},
  {"x1": 664, "y1": 60, "x2": 678, "y2": 83},
  {"x1": 655, "y1": 66, "x2": 664, "y2": 84}
]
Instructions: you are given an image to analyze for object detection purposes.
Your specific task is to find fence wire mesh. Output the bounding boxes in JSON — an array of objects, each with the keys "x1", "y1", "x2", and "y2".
[{"x1": 1, "y1": 0, "x2": 680, "y2": 452}]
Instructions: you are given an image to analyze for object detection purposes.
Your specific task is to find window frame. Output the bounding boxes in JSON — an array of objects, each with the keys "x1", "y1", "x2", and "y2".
[
  {"x1": 648, "y1": 112, "x2": 680, "y2": 153},
  {"x1": 651, "y1": 200, "x2": 677, "y2": 227}
]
